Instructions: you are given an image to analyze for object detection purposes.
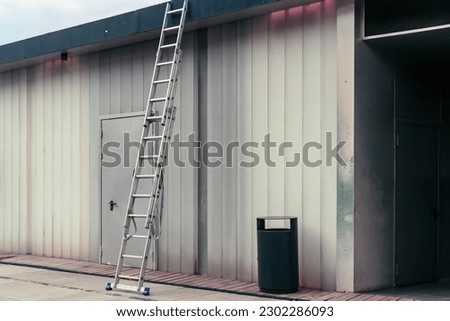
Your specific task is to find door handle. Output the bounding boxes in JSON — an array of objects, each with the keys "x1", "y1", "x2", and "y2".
[{"x1": 109, "y1": 200, "x2": 118, "y2": 211}]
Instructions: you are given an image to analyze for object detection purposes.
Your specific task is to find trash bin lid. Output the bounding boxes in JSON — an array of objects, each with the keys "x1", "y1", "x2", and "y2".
[{"x1": 256, "y1": 216, "x2": 297, "y2": 220}]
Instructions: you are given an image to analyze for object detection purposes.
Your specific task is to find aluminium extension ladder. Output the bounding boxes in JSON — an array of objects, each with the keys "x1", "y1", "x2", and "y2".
[{"x1": 106, "y1": 0, "x2": 188, "y2": 296}]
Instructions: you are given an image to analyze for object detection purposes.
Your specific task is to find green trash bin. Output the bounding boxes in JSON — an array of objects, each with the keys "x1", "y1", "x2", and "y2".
[{"x1": 257, "y1": 216, "x2": 299, "y2": 294}]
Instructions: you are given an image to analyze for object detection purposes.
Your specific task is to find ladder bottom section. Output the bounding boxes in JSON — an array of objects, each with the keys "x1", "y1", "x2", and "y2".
[{"x1": 106, "y1": 282, "x2": 150, "y2": 296}]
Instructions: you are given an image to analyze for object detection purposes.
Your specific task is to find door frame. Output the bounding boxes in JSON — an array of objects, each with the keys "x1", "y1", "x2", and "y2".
[
  {"x1": 394, "y1": 119, "x2": 440, "y2": 286},
  {"x1": 99, "y1": 111, "x2": 145, "y2": 264}
]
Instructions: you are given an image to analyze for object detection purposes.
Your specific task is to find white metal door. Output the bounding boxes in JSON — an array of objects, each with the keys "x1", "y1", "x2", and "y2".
[{"x1": 101, "y1": 115, "x2": 157, "y2": 267}]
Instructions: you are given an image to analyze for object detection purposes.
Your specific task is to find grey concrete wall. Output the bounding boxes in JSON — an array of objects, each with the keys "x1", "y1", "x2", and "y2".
[
  {"x1": 354, "y1": 1, "x2": 396, "y2": 292},
  {"x1": 336, "y1": 0, "x2": 355, "y2": 293}
]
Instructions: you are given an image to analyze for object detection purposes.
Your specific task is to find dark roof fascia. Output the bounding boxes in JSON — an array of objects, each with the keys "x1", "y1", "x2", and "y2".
[{"x1": 0, "y1": 0, "x2": 320, "y2": 71}]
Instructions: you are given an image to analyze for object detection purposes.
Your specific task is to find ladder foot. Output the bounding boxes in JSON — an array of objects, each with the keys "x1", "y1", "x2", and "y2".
[
  {"x1": 105, "y1": 282, "x2": 113, "y2": 291},
  {"x1": 143, "y1": 287, "x2": 151, "y2": 296}
]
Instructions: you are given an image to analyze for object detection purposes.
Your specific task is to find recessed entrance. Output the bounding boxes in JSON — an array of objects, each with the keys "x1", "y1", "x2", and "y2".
[
  {"x1": 394, "y1": 46, "x2": 450, "y2": 286},
  {"x1": 395, "y1": 123, "x2": 439, "y2": 285}
]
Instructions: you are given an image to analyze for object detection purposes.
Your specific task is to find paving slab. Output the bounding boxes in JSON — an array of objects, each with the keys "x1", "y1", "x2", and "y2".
[{"x1": 0, "y1": 265, "x2": 272, "y2": 301}]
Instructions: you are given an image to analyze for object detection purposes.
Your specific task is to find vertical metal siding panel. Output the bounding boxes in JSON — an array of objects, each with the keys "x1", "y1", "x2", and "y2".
[
  {"x1": 26, "y1": 68, "x2": 35, "y2": 254},
  {"x1": 62, "y1": 61, "x2": 72, "y2": 260},
  {"x1": 251, "y1": 15, "x2": 269, "y2": 282},
  {"x1": 132, "y1": 43, "x2": 145, "y2": 112},
  {"x1": 162, "y1": 37, "x2": 186, "y2": 273},
  {"x1": 52, "y1": 61, "x2": 63, "y2": 257},
  {"x1": 151, "y1": 38, "x2": 169, "y2": 271},
  {"x1": 110, "y1": 49, "x2": 121, "y2": 115},
  {"x1": 167, "y1": 90, "x2": 182, "y2": 274},
  {"x1": 207, "y1": 25, "x2": 223, "y2": 278},
  {"x1": 4, "y1": 72, "x2": 12, "y2": 253},
  {"x1": 321, "y1": 1, "x2": 338, "y2": 291},
  {"x1": 34, "y1": 66, "x2": 45, "y2": 256},
  {"x1": 236, "y1": 18, "x2": 253, "y2": 282},
  {"x1": 166, "y1": 109, "x2": 181, "y2": 269},
  {"x1": 19, "y1": 69, "x2": 28, "y2": 253},
  {"x1": 268, "y1": 11, "x2": 286, "y2": 221},
  {"x1": 61, "y1": 61, "x2": 72, "y2": 258},
  {"x1": 99, "y1": 51, "x2": 111, "y2": 116},
  {"x1": 196, "y1": 29, "x2": 212, "y2": 262},
  {"x1": 179, "y1": 32, "x2": 198, "y2": 275},
  {"x1": 285, "y1": 5, "x2": 304, "y2": 286},
  {"x1": 302, "y1": 3, "x2": 323, "y2": 289},
  {"x1": 70, "y1": 57, "x2": 81, "y2": 260},
  {"x1": 143, "y1": 40, "x2": 158, "y2": 112},
  {"x1": 0, "y1": 73, "x2": 4, "y2": 252},
  {"x1": 43, "y1": 62, "x2": 54, "y2": 257},
  {"x1": 80, "y1": 55, "x2": 91, "y2": 261},
  {"x1": 221, "y1": 22, "x2": 238, "y2": 280},
  {"x1": 88, "y1": 52, "x2": 101, "y2": 262},
  {"x1": 24, "y1": 68, "x2": 32, "y2": 254},
  {"x1": 11, "y1": 70, "x2": 20, "y2": 253},
  {"x1": 159, "y1": 176, "x2": 169, "y2": 271},
  {"x1": 121, "y1": 47, "x2": 133, "y2": 114}
]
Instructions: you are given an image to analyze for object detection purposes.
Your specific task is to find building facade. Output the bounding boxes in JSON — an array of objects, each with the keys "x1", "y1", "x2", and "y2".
[{"x1": 3, "y1": 0, "x2": 447, "y2": 293}]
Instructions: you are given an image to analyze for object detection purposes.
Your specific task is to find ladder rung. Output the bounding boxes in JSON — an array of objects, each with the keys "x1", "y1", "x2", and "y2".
[
  {"x1": 150, "y1": 97, "x2": 167, "y2": 102},
  {"x1": 122, "y1": 254, "x2": 143, "y2": 259},
  {"x1": 116, "y1": 284, "x2": 140, "y2": 292},
  {"x1": 168, "y1": 8, "x2": 183, "y2": 14},
  {"x1": 130, "y1": 235, "x2": 148, "y2": 239},
  {"x1": 157, "y1": 61, "x2": 173, "y2": 67},
  {"x1": 154, "y1": 79, "x2": 171, "y2": 84},
  {"x1": 161, "y1": 43, "x2": 177, "y2": 49},
  {"x1": 136, "y1": 174, "x2": 155, "y2": 179},
  {"x1": 147, "y1": 116, "x2": 163, "y2": 122},
  {"x1": 119, "y1": 275, "x2": 140, "y2": 281},
  {"x1": 140, "y1": 155, "x2": 158, "y2": 159},
  {"x1": 164, "y1": 25, "x2": 181, "y2": 32},
  {"x1": 132, "y1": 194, "x2": 152, "y2": 198},
  {"x1": 128, "y1": 214, "x2": 148, "y2": 218},
  {"x1": 144, "y1": 135, "x2": 163, "y2": 140}
]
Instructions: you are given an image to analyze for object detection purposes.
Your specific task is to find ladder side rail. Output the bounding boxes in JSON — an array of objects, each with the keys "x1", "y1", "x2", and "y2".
[
  {"x1": 144, "y1": 51, "x2": 182, "y2": 229},
  {"x1": 157, "y1": 54, "x2": 182, "y2": 183},
  {"x1": 134, "y1": 2, "x2": 183, "y2": 290},
  {"x1": 148, "y1": 106, "x2": 177, "y2": 233},
  {"x1": 160, "y1": 49, "x2": 178, "y2": 125},
  {"x1": 109, "y1": 0, "x2": 189, "y2": 295},
  {"x1": 145, "y1": 2, "x2": 170, "y2": 116},
  {"x1": 160, "y1": 0, "x2": 188, "y2": 125},
  {"x1": 119, "y1": 2, "x2": 171, "y2": 243},
  {"x1": 144, "y1": 50, "x2": 181, "y2": 228},
  {"x1": 120, "y1": 1, "x2": 171, "y2": 242},
  {"x1": 176, "y1": 0, "x2": 188, "y2": 50},
  {"x1": 112, "y1": 3, "x2": 171, "y2": 289},
  {"x1": 137, "y1": 107, "x2": 178, "y2": 290}
]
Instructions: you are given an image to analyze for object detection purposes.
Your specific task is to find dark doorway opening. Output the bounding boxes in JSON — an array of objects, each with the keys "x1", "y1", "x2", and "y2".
[{"x1": 395, "y1": 45, "x2": 450, "y2": 286}]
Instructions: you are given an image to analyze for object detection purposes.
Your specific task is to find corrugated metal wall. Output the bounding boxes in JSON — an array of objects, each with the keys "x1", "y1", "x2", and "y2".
[
  {"x1": 88, "y1": 32, "x2": 199, "y2": 274},
  {"x1": 0, "y1": 70, "x2": 27, "y2": 255},
  {"x1": 0, "y1": 58, "x2": 91, "y2": 260},
  {"x1": 204, "y1": 2, "x2": 337, "y2": 289},
  {"x1": 0, "y1": 1, "x2": 340, "y2": 290}
]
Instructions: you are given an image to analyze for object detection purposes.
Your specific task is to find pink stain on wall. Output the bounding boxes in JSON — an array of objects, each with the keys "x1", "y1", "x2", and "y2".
[
  {"x1": 269, "y1": 9, "x2": 286, "y2": 22},
  {"x1": 271, "y1": 0, "x2": 328, "y2": 21}
]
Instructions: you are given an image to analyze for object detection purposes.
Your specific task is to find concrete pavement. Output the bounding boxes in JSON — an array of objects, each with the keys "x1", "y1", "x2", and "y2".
[{"x1": 0, "y1": 265, "x2": 273, "y2": 301}]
